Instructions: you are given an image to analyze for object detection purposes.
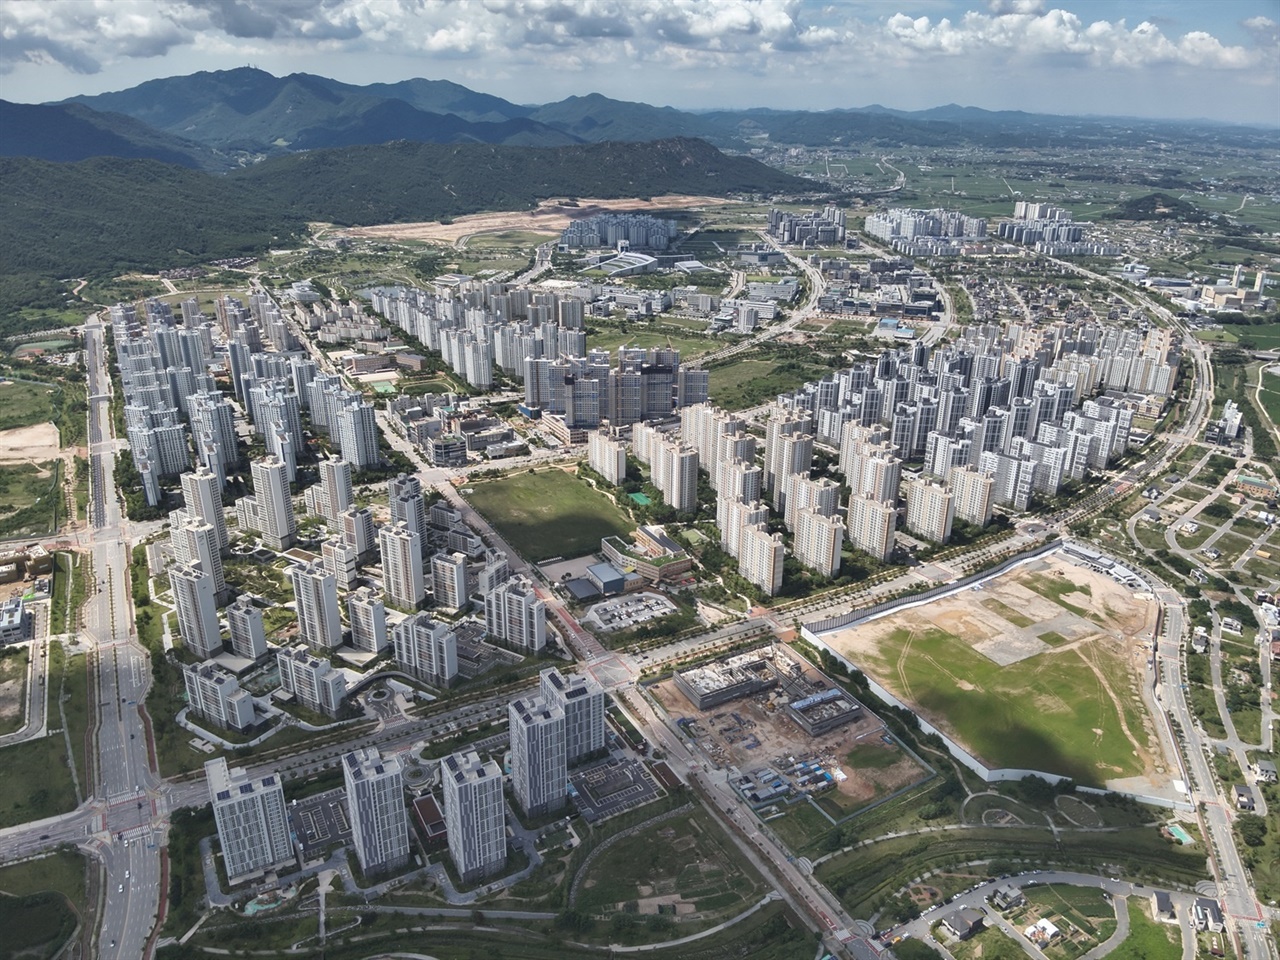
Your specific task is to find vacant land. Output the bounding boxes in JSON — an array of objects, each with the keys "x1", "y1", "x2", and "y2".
[
  {"x1": 575, "y1": 807, "x2": 765, "y2": 933},
  {"x1": 464, "y1": 468, "x2": 634, "y2": 562},
  {"x1": 0, "y1": 460, "x2": 60, "y2": 538},
  {"x1": 709, "y1": 357, "x2": 831, "y2": 410},
  {"x1": 0, "y1": 851, "x2": 87, "y2": 960},
  {"x1": 0, "y1": 424, "x2": 62, "y2": 464},
  {"x1": 1106, "y1": 899, "x2": 1180, "y2": 960},
  {"x1": 0, "y1": 380, "x2": 57, "y2": 433},
  {"x1": 817, "y1": 554, "x2": 1162, "y2": 786}
]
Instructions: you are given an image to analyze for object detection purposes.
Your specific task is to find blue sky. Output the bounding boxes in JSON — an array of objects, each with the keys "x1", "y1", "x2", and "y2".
[{"x1": 1, "y1": 0, "x2": 1277, "y2": 123}]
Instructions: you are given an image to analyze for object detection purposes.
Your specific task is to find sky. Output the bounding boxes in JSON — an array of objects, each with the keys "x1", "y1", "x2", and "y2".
[{"x1": 1, "y1": 0, "x2": 1278, "y2": 124}]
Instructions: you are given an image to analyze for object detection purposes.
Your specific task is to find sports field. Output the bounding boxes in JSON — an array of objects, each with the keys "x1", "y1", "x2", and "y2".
[
  {"x1": 817, "y1": 554, "x2": 1162, "y2": 786},
  {"x1": 463, "y1": 468, "x2": 634, "y2": 562}
]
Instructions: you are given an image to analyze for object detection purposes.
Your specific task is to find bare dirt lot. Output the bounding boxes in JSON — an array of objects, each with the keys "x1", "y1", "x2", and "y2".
[
  {"x1": 815, "y1": 554, "x2": 1165, "y2": 787},
  {"x1": 651, "y1": 647, "x2": 929, "y2": 813},
  {"x1": 0, "y1": 424, "x2": 61, "y2": 464},
  {"x1": 347, "y1": 195, "x2": 741, "y2": 245}
]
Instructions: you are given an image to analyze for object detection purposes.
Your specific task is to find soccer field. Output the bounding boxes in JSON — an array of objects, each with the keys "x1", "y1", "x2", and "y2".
[{"x1": 462, "y1": 468, "x2": 635, "y2": 563}]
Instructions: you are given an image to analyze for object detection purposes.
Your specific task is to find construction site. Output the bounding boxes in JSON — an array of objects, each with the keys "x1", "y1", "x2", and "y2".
[{"x1": 650, "y1": 643, "x2": 931, "y2": 816}]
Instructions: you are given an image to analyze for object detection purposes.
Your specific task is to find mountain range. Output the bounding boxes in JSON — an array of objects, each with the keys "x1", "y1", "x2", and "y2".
[{"x1": 2, "y1": 66, "x2": 1269, "y2": 171}]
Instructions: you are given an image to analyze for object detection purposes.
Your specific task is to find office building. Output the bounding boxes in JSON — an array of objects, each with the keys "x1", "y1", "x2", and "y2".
[
  {"x1": 509, "y1": 696, "x2": 567, "y2": 817},
  {"x1": 343, "y1": 747, "x2": 410, "y2": 876},
  {"x1": 226, "y1": 596, "x2": 268, "y2": 661},
  {"x1": 170, "y1": 561, "x2": 223, "y2": 659},
  {"x1": 276, "y1": 645, "x2": 347, "y2": 717},
  {"x1": 379, "y1": 521, "x2": 425, "y2": 611},
  {"x1": 184, "y1": 662, "x2": 256, "y2": 732},
  {"x1": 847, "y1": 494, "x2": 897, "y2": 561},
  {"x1": 441, "y1": 750, "x2": 507, "y2": 884},
  {"x1": 348, "y1": 587, "x2": 388, "y2": 653},
  {"x1": 484, "y1": 576, "x2": 546, "y2": 654},
  {"x1": 289, "y1": 562, "x2": 342, "y2": 650},
  {"x1": 540, "y1": 667, "x2": 605, "y2": 765},
  {"x1": 392, "y1": 613, "x2": 458, "y2": 687},
  {"x1": 206, "y1": 757, "x2": 293, "y2": 884}
]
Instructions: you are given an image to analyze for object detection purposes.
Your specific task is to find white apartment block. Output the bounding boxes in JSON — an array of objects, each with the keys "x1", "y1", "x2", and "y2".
[
  {"x1": 347, "y1": 587, "x2": 388, "y2": 653},
  {"x1": 950, "y1": 465, "x2": 995, "y2": 527},
  {"x1": 206, "y1": 757, "x2": 294, "y2": 884},
  {"x1": 795, "y1": 508, "x2": 845, "y2": 578},
  {"x1": 904, "y1": 478, "x2": 955, "y2": 544},
  {"x1": 392, "y1": 613, "x2": 458, "y2": 687},
  {"x1": 587, "y1": 429, "x2": 628, "y2": 485},
  {"x1": 847, "y1": 494, "x2": 897, "y2": 562},
  {"x1": 484, "y1": 576, "x2": 546, "y2": 653},
  {"x1": 379, "y1": 521, "x2": 425, "y2": 611},
  {"x1": 509, "y1": 696, "x2": 567, "y2": 818},
  {"x1": 170, "y1": 561, "x2": 223, "y2": 659},
  {"x1": 321, "y1": 537, "x2": 359, "y2": 591},
  {"x1": 184, "y1": 662, "x2": 255, "y2": 732},
  {"x1": 306, "y1": 458, "x2": 353, "y2": 523},
  {"x1": 717, "y1": 496, "x2": 769, "y2": 558},
  {"x1": 243, "y1": 456, "x2": 296, "y2": 550},
  {"x1": 784, "y1": 475, "x2": 841, "y2": 531},
  {"x1": 170, "y1": 514, "x2": 226, "y2": 599},
  {"x1": 342, "y1": 506, "x2": 377, "y2": 559},
  {"x1": 441, "y1": 750, "x2": 507, "y2": 884},
  {"x1": 290, "y1": 562, "x2": 342, "y2": 650},
  {"x1": 180, "y1": 466, "x2": 228, "y2": 551},
  {"x1": 343, "y1": 747, "x2": 410, "y2": 876},
  {"x1": 540, "y1": 667, "x2": 606, "y2": 765},
  {"x1": 739, "y1": 524, "x2": 785, "y2": 595},
  {"x1": 431, "y1": 552, "x2": 470, "y2": 610},
  {"x1": 226, "y1": 596, "x2": 268, "y2": 660},
  {"x1": 276, "y1": 644, "x2": 347, "y2": 717}
]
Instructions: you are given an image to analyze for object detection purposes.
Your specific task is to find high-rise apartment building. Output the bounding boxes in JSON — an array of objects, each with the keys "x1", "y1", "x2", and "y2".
[
  {"x1": 539, "y1": 667, "x2": 605, "y2": 766},
  {"x1": 904, "y1": 478, "x2": 955, "y2": 543},
  {"x1": 441, "y1": 750, "x2": 506, "y2": 884},
  {"x1": 343, "y1": 747, "x2": 410, "y2": 876},
  {"x1": 184, "y1": 662, "x2": 255, "y2": 732},
  {"x1": 246, "y1": 456, "x2": 296, "y2": 550},
  {"x1": 276, "y1": 645, "x2": 347, "y2": 717},
  {"x1": 484, "y1": 576, "x2": 546, "y2": 653},
  {"x1": 587, "y1": 429, "x2": 628, "y2": 485},
  {"x1": 206, "y1": 757, "x2": 293, "y2": 884},
  {"x1": 392, "y1": 614, "x2": 458, "y2": 687},
  {"x1": 341, "y1": 506, "x2": 377, "y2": 560},
  {"x1": 738, "y1": 524, "x2": 785, "y2": 595},
  {"x1": 170, "y1": 514, "x2": 227, "y2": 600},
  {"x1": 347, "y1": 587, "x2": 388, "y2": 653},
  {"x1": 846, "y1": 495, "x2": 897, "y2": 562},
  {"x1": 180, "y1": 466, "x2": 228, "y2": 551},
  {"x1": 170, "y1": 561, "x2": 223, "y2": 659},
  {"x1": 951, "y1": 465, "x2": 995, "y2": 527},
  {"x1": 379, "y1": 521, "x2": 425, "y2": 611},
  {"x1": 794, "y1": 508, "x2": 845, "y2": 577},
  {"x1": 226, "y1": 596, "x2": 268, "y2": 660},
  {"x1": 289, "y1": 562, "x2": 342, "y2": 650},
  {"x1": 431, "y1": 552, "x2": 470, "y2": 610},
  {"x1": 509, "y1": 697, "x2": 567, "y2": 818},
  {"x1": 307, "y1": 458, "x2": 353, "y2": 523},
  {"x1": 336, "y1": 398, "x2": 381, "y2": 469}
]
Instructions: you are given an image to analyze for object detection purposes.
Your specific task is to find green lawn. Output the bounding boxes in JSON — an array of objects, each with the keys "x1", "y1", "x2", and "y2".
[
  {"x1": 586, "y1": 326, "x2": 714, "y2": 361},
  {"x1": 708, "y1": 357, "x2": 830, "y2": 410},
  {"x1": 0, "y1": 643, "x2": 80, "y2": 827},
  {"x1": 1106, "y1": 899, "x2": 1180, "y2": 960},
  {"x1": 0, "y1": 380, "x2": 58, "y2": 431},
  {"x1": 0, "y1": 850, "x2": 87, "y2": 960},
  {"x1": 829, "y1": 622, "x2": 1145, "y2": 785},
  {"x1": 1260, "y1": 370, "x2": 1280, "y2": 430},
  {"x1": 464, "y1": 469, "x2": 635, "y2": 562},
  {"x1": 948, "y1": 925, "x2": 1028, "y2": 960}
]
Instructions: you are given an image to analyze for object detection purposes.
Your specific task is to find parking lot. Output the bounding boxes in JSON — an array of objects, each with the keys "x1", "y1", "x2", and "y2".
[
  {"x1": 582, "y1": 592, "x2": 677, "y2": 633},
  {"x1": 289, "y1": 788, "x2": 352, "y2": 860},
  {"x1": 569, "y1": 756, "x2": 663, "y2": 823}
]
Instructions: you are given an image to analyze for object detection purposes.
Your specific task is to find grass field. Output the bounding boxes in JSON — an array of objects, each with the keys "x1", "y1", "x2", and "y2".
[
  {"x1": 0, "y1": 461, "x2": 60, "y2": 539},
  {"x1": 587, "y1": 327, "x2": 714, "y2": 361},
  {"x1": 948, "y1": 925, "x2": 1025, "y2": 960},
  {"x1": 1260, "y1": 369, "x2": 1280, "y2": 431},
  {"x1": 464, "y1": 469, "x2": 635, "y2": 562},
  {"x1": 0, "y1": 380, "x2": 57, "y2": 432},
  {"x1": 0, "y1": 850, "x2": 87, "y2": 960},
  {"x1": 708, "y1": 357, "x2": 830, "y2": 410},
  {"x1": 1106, "y1": 899, "x2": 1180, "y2": 960},
  {"x1": 832, "y1": 623, "x2": 1145, "y2": 785},
  {"x1": 574, "y1": 807, "x2": 765, "y2": 931}
]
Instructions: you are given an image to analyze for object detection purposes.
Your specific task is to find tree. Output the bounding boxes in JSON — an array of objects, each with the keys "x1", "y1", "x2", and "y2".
[{"x1": 1238, "y1": 813, "x2": 1267, "y2": 847}]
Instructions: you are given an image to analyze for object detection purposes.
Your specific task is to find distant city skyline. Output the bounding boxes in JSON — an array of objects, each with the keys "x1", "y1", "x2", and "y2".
[{"x1": 2, "y1": 0, "x2": 1277, "y2": 125}]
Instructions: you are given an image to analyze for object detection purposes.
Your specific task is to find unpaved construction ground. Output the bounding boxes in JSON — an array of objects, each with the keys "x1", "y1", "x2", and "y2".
[
  {"x1": 347, "y1": 195, "x2": 740, "y2": 245},
  {"x1": 815, "y1": 554, "x2": 1166, "y2": 787},
  {"x1": 0, "y1": 424, "x2": 61, "y2": 464},
  {"x1": 652, "y1": 650, "x2": 929, "y2": 811}
]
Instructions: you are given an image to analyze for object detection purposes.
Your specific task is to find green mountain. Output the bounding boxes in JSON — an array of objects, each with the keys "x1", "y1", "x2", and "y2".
[
  {"x1": 0, "y1": 138, "x2": 812, "y2": 328},
  {"x1": 0, "y1": 100, "x2": 220, "y2": 168},
  {"x1": 227, "y1": 136, "x2": 806, "y2": 225},
  {"x1": 62, "y1": 68, "x2": 575, "y2": 152}
]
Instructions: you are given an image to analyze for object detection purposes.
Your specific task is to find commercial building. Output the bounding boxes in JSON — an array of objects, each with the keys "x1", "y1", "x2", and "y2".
[
  {"x1": 344, "y1": 747, "x2": 410, "y2": 876},
  {"x1": 509, "y1": 696, "x2": 567, "y2": 818},
  {"x1": 441, "y1": 750, "x2": 507, "y2": 884},
  {"x1": 206, "y1": 757, "x2": 294, "y2": 884}
]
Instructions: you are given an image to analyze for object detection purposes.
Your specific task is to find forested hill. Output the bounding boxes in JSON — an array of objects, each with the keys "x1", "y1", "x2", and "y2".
[
  {"x1": 228, "y1": 137, "x2": 808, "y2": 224},
  {"x1": 0, "y1": 137, "x2": 814, "y2": 326}
]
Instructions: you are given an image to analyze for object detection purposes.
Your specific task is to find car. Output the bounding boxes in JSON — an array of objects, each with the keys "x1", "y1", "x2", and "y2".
[
  {"x1": 39, "y1": 834, "x2": 49, "y2": 840},
  {"x1": 118, "y1": 884, "x2": 123, "y2": 893}
]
